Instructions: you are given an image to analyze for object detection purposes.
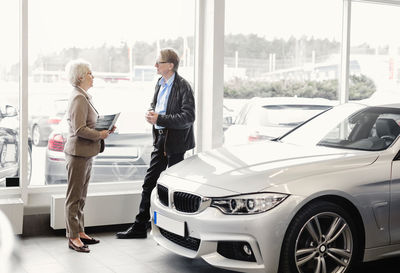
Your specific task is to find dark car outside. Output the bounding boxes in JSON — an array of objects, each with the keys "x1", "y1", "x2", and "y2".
[
  {"x1": 29, "y1": 98, "x2": 68, "y2": 146},
  {"x1": 0, "y1": 105, "x2": 32, "y2": 186}
]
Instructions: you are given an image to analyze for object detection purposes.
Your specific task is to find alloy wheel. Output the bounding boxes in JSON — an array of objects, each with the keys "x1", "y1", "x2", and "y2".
[{"x1": 294, "y1": 212, "x2": 353, "y2": 273}]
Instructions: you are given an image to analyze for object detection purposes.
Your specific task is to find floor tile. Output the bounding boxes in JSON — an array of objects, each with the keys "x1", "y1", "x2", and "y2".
[{"x1": 16, "y1": 230, "x2": 400, "y2": 273}]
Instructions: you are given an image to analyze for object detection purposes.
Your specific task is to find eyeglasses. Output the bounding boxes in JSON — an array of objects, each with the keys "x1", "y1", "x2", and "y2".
[{"x1": 155, "y1": 61, "x2": 168, "y2": 65}]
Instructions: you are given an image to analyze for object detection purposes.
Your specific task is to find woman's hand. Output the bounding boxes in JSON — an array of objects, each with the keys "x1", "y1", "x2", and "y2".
[
  {"x1": 99, "y1": 130, "x2": 110, "y2": 139},
  {"x1": 110, "y1": 126, "x2": 116, "y2": 133}
]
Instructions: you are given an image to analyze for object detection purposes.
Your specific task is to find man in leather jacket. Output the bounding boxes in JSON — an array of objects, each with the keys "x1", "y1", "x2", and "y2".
[{"x1": 116, "y1": 48, "x2": 195, "y2": 239}]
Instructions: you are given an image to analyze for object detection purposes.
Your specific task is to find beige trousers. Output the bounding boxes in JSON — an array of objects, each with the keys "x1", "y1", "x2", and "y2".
[{"x1": 64, "y1": 154, "x2": 93, "y2": 238}]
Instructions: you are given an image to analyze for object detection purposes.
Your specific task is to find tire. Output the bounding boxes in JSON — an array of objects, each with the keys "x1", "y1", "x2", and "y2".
[
  {"x1": 32, "y1": 125, "x2": 46, "y2": 146},
  {"x1": 280, "y1": 201, "x2": 359, "y2": 273}
]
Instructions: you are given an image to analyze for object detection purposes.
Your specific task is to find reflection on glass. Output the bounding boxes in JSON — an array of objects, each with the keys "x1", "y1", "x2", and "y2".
[
  {"x1": 350, "y1": 2, "x2": 400, "y2": 103},
  {"x1": 0, "y1": 1, "x2": 21, "y2": 188},
  {"x1": 28, "y1": 0, "x2": 195, "y2": 185},
  {"x1": 223, "y1": 0, "x2": 342, "y2": 145}
]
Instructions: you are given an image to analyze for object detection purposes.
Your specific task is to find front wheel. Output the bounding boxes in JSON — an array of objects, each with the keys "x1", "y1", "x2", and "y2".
[{"x1": 280, "y1": 201, "x2": 359, "y2": 273}]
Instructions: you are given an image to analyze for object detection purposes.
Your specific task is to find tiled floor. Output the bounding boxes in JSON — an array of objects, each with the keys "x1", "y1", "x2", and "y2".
[
  {"x1": 15, "y1": 230, "x2": 232, "y2": 273},
  {"x1": 14, "y1": 230, "x2": 400, "y2": 273}
]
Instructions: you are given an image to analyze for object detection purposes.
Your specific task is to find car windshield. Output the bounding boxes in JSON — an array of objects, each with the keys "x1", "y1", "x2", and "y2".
[
  {"x1": 244, "y1": 104, "x2": 332, "y2": 127},
  {"x1": 280, "y1": 103, "x2": 400, "y2": 151}
]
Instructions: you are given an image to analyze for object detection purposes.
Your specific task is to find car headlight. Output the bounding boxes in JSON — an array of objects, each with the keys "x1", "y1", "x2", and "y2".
[{"x1": 210, "y1": 192, "x2": 288, "y2": 215}]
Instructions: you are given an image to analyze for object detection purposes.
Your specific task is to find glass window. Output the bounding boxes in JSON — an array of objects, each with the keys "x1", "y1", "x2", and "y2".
[
  {"x1": 350, "y1": 2, "x2": 400, "y2": 103},
  {"x1": 28, "y1": 0, "x2": 195, "y2": 186},
  {"x1": 242, "y1": 104, "x2": 331, "y2": 127},
  {"x1": 281, "y1": 103, "x2": 367, "y2": 146},
  {"x1": 281, "y1": 103, "x2": 400, "y2": 151},
  {"x1": 223, "y1": 0, "x2": 342, "y2": 145},
  {"x1": 318, "y1": 109, "x2": 400, "y2": 151},
  {"x1": 0, "y1": 1, "x2": 20, "y2": 188}
]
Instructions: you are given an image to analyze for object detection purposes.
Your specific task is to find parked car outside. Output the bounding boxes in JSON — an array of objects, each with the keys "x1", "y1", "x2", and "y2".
[
  {"x1": 0, "y1": 105, "x2": 32, "y2": 186},
  {"x1": 29, "y1": 98, "x2": 68, "y2": 146},
  {"x1": 223, "y1": 98, "x2": 248, "y2": 131},
  {"x1": 222, "y1": 104, "x2": 234, "y2": 131},
  {"x1": 151, "y1": 102, "x2": 400, "y2": 273},
  {"x1": 224, "y1": 97, "x2": 336, "y2": 145},
  {"x1": 44, "y1": 89, "x2": 153, "y2": 184}
]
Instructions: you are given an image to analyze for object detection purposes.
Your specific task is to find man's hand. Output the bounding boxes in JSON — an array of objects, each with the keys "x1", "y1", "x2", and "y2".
[{"x1": 145, "y1": 111, "x2": 159, "y2": 125}]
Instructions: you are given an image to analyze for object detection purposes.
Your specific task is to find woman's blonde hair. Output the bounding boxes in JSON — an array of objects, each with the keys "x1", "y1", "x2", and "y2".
[{"x1": 65, "y1": 59, "x2": 91, "y2": 87}]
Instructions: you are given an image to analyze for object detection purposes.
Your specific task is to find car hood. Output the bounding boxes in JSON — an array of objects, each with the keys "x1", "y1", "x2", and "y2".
[
  {"x1": 224, "y1": 124, "x2": 291, "y2": 144},
  {"x1": 255, "y1": 125, "x2": 295, "y2": 137},
  {"x1": 163, "y1": 141, "x2": 379, "y2": 194}
]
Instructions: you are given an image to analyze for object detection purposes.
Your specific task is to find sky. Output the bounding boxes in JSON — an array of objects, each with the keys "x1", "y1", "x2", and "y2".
[
  {"x1": 225, "y1": 0, "x2": 342, "y2": 40},
  {"x1": 28, "y1": 0, "x2": 195, "y2": 50},
  {"x1": 1, "y1": 0, "x2": 400, "y2": 67}
]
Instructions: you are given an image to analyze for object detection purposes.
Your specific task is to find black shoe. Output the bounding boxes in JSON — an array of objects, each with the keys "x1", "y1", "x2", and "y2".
[
  {"x1": 68, "y1": 239, "x2": 90, "y2": 253},
  {"x1": 80, "y1": 237, "x2": 100, "y2": 245},
  {"x1": 116, "y1": 223, "x2": 147, "y2": 239}
]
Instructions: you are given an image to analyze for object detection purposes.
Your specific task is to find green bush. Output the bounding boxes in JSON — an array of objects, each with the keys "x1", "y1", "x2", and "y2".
[{"x1": 224, "y1": 74, "x2": 376, "y2": 100}]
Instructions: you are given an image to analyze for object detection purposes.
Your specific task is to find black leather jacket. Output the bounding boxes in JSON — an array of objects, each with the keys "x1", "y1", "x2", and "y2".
[{"x1": 150, "y1": 73, "x2": 195, "y2": 155}]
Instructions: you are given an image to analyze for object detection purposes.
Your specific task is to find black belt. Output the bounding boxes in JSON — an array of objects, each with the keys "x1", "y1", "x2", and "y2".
[{"x1": 157, "y1": 129, "x2": 167, "y2": 135}]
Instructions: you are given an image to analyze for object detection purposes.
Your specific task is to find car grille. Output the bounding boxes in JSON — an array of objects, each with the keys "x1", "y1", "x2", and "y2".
[
  {"x1": 173, "y1": 192, "x2": 201, "y2": 213},
  {"x1": 159, "y1": 228, "x2": 200, "y2": 251},
  {"x1": 157, "y1": 184, "x2": 169, "y2": 207}
]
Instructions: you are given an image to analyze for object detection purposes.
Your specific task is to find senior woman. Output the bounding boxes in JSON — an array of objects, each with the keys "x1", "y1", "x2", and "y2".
[{"x1": 64, "y1": 59, "x2": 110, "y2": 253}]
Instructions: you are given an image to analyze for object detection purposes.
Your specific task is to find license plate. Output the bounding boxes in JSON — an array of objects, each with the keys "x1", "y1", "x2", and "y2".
[{"x1": 154, "y1": 211, "x2": 185, "y2": 237}]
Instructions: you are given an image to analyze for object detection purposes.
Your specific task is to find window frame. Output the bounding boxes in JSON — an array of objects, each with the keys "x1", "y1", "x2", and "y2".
[{"x1": 2, "y1": 0, "x2": 400, "y2": 213}]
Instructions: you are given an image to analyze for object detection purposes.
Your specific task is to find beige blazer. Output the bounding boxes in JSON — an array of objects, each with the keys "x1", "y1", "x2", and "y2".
[{"x1": 64, "y1": 87, "x2": 101, "y2": 157}]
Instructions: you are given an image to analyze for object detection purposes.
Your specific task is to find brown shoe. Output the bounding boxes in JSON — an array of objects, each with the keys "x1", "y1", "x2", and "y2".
[{"x1": 68, "y1": 239, "x2": 90, "y2": 253}]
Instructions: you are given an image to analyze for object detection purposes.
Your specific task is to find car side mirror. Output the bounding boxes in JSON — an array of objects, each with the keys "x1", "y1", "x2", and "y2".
[{"x1": 5, "y1": 105, "x2": 18, "y2": 117}]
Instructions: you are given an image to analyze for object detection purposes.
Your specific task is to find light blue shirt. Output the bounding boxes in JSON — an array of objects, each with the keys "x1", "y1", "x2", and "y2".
[{"x1": 155, "y1": 73, "x2": 175, "y2": 129}]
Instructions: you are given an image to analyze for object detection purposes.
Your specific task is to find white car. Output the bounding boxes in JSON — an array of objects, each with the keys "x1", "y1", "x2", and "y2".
[
  {"x1": 151, "y1": 102, "x2": 400, "y2": 273},
  {"x1": 224, "y1": 97, "x2": 336, "y2": 145}
]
